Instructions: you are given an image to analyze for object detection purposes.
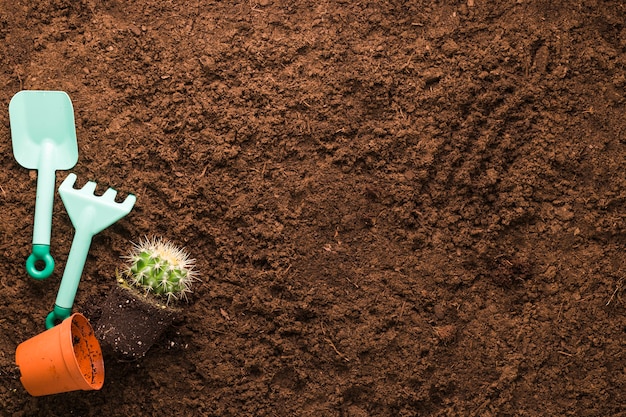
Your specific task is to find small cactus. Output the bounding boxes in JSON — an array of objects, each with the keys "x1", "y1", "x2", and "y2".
[{"x1": 121, "y1": 237, "x2": 198, "y2": 304}]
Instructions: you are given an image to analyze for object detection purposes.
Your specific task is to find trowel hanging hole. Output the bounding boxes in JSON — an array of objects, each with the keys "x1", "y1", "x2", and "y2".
[{"x1": 26, "y1": 245, "x2": 54, "y2": 280}]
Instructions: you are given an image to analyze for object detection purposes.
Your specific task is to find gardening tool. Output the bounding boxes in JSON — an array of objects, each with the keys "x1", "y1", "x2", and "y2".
[
  {"x1": 46, "y1": 173, "x2": 136, "y2": 329},
  {"x1": 9, "y1": 91, "x2": 79, "y2": 280}
]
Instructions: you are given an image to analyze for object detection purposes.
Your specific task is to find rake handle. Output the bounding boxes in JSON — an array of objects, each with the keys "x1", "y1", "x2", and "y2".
[{"x1": 45, "y1": 213, "x2": 95, "y2": 329}]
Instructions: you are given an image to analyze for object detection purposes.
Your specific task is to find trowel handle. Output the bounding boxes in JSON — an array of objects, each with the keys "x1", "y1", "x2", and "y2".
[
  {"x1": 26, "y1": 166, "x2": 57, "y2": 280},
  {"x1": 45, "y1": 224, "x2": 94, "y2": 329}
]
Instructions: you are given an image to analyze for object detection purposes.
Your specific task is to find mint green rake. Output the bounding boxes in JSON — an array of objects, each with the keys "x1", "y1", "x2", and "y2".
[
  {"x1": 9, "y1": 91, "x2": 79, "y2": 280},
  {"x1": 46, "y1": 173, "x2": 136, "y2": 329}
]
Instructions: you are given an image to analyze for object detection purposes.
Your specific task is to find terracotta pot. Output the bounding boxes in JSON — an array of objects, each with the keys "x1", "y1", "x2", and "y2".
[
  {"x1": 94, "y1": 285, "x2": 178, "y2": 359},
  {"x1": 15, "y1": 313, "x2": 104, "y2": 396}
]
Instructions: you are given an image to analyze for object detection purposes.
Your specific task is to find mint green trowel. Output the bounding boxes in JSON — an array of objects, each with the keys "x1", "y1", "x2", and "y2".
[{"x1": 9, "y1": 91, "x2": 79, "y2": 280}]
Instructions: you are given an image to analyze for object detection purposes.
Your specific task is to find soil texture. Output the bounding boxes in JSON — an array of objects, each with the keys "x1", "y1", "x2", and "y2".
[{"x1": 0, "y1": 0, "x2": 625, "y2": 416}]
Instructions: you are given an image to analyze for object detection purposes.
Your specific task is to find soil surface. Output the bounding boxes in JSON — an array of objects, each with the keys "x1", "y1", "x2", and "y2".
[{"x1": 0, "y1": 0, "x2": 625, "y2": 416}]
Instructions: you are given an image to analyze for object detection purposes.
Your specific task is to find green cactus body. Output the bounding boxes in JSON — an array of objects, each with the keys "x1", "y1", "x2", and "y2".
[{"x1": 124, "y1": 237, "x2": 197, "y2": 303}]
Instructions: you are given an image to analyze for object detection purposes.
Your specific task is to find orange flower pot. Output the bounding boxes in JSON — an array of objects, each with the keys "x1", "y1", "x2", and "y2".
[{"x1": 15, "y1": 313, "x2": 104, "y2": 396}]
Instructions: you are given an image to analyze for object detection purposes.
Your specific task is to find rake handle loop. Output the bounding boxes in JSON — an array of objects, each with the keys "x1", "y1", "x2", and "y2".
[
  {"x1": 25, "y1": 244, "x2": 54, "y2": 280},
  {"x1": 45, "y1": 305, "x2": 72, "y2": 329}
]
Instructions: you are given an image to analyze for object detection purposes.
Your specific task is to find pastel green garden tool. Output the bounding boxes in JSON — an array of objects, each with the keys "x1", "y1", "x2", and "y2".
[
  {"x1": 46, "y1": 173, "x2": 136, "y2": 329},
  {"x1": 9, "y1": 91, "x2": 79, "y2": 280}
]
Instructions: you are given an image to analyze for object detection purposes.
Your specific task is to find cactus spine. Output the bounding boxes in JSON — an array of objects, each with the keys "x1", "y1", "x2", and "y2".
[{"x1": 122, "y1": 237, "x2": 197, "y2": 303}]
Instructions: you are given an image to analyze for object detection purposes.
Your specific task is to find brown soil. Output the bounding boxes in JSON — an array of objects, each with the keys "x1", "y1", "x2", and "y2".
[
  {"x1": 0, "y1": 0, "x2": 625, "y2": 415},
  {"x1": 94, "y1": 285, "x2": 179, "y2": 359}
]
